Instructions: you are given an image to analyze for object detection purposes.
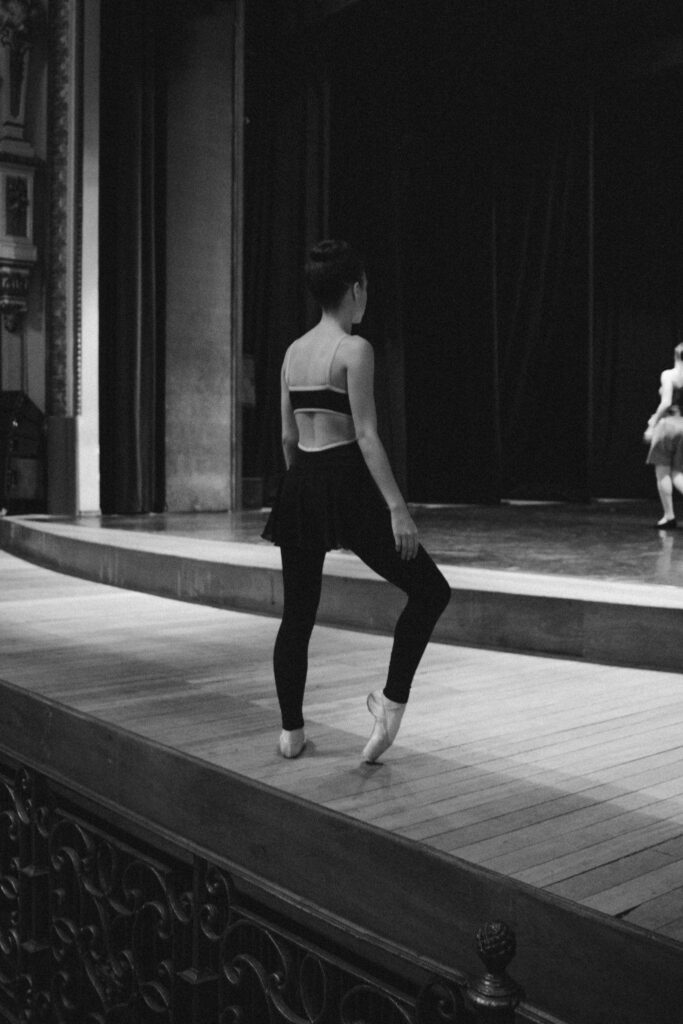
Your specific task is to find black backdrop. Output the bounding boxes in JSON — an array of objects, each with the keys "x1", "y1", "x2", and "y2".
[
  {"x1": 99, "y1": 0, "x2": 683, "y2": 511},
  {"x1": 247, "y1": 0, "x2": 683, "y2": 503},
  {"x1": 593, "y1": 76, "x2": 683, "y2": 497}
]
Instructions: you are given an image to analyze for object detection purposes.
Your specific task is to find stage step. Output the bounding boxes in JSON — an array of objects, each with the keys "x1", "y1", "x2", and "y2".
[{"x1": 2, "y1": 515, "x2": 682, "y2": 673}]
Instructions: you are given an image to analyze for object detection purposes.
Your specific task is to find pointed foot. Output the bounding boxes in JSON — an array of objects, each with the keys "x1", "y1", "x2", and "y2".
[
  {"x1": 362, "y1": 690, "x2": 406, "y2": 763},
  {"x1": 279, "y1": 728, "x2": 306, "y2": 759}
]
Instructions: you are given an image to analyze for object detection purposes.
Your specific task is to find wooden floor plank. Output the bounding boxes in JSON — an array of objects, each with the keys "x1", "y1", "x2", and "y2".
[
  {"x1": 511, "y1": 822, "x2": 683, "y2": 887},
  {"x1": 621, "y1": 885, "x2": 683, "y2": 929},
  {"x1": 583, "y1": 862, "x2": 683, "y2": 916},
  {"x1": 448, "y1": 784, "x2": 683, "y2": 864},
  {"x1": 381, "y1": 751, "x2": 683, "y2": 847},
  {"x1": 1, "y1": 549, "x2": 683, "y2": 943},
  {"x1": 546, "y1": 847, "x2": 679, "y2": 901},
  {"x1": 482, "y1": 794, "x2": 683, "y2": 875}
]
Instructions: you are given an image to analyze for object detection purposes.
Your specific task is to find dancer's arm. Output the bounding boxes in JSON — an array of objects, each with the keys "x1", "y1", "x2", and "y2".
[
  {"x1": 345, "y1": 337, "x2": 418, "y2": 560},
  {"x1": 280, "y1": 361, "x2": 299, "y2": 469}
]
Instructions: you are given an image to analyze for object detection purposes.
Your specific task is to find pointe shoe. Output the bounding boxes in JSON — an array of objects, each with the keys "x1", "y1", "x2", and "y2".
[
  {"x1": 655, "y1": 518, "x2": 677, "y2": 529},
  {"x1": 362, "y1": 690, "x2": 406, "y2": 764},
  {"x1": 279, "y1": 728, "x2": 306, "y2": 759}
]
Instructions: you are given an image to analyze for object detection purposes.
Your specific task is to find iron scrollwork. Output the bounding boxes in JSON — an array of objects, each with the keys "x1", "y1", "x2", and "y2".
[
  {"x1": 0, "y1": 758, "x2": 521, "y2": 1023},
  {"x1": 0, "y1": 766, "x2": 52, "y2": 1022}
]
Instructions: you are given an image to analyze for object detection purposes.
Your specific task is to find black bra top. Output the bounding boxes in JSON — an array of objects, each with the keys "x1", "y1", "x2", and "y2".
[
  {"x1": 289, "y1": 388, "x2": 352, "y2": 415},
  {"x1": 285, "y1": 334, "x2": 353, "y2": 419}
]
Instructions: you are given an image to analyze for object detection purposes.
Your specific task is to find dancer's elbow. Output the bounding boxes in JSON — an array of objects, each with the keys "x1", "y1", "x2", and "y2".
[{"x1": 355, "y1": 425, "x2": 381, "y2": 452}]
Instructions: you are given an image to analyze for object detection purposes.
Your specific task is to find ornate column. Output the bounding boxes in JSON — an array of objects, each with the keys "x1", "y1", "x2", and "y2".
[
  {"x1": 46, "y1": 0, "x2": 72, "y2": 420},
  {"x1": 45, "y1": 0, "x2": 100, "y2": 514}
]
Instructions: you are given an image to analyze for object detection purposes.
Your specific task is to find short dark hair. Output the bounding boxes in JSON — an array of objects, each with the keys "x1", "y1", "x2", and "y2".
[{"x1": 304, "y1": 239, "x2": 365, "y2": 309}]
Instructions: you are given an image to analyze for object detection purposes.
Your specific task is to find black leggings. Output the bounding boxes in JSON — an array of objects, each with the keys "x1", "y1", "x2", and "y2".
[{"x1": 274, "y1": 530, "x2": 451, "y2": 731}]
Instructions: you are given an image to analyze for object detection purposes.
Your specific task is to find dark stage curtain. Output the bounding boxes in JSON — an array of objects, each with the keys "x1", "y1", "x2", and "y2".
[
  {"x1": 324, "y1": 1, "x2": 592, "y2": 503},
  {"x1": 398, "y1": 126, "x2": 498, "y2": 503},
  {"x1": 244, "y1": 45, "x2": 328, "y2": 502},
  {"x1": 247, "y1": 2, "x2": 683, "y2": 505},
  {"x1": 326, "y1": 74, "x2": 413, "y2": 494},
  {"x1": 327, "y1": 5, "x2": 498, "y2": 503},
  {"x1": 592, "y1": 76, "x2": 683, "y2": 497},
  {"x1": 99, "y1": 0, "x2": 164, "y2": 515},
  {"x1": 494, "y1": 98, "x2": 590, "y2": 501},
  {"x1": 392, "y1": 94, "x2": 589, "y2": 503}
]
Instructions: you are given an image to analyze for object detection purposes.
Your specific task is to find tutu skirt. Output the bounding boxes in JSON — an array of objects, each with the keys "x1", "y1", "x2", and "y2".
[
  {"x1": 261, "y1": 442, "x2": 387, "y2": 551},
  {"x1": 646, "y1": 414, "x2": 683, "y2": 471}
]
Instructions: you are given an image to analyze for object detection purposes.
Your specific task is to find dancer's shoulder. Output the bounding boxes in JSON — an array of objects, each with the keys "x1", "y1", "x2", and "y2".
[{"x1": 341, "y1": 334, "x2": 372, "y2": 358}]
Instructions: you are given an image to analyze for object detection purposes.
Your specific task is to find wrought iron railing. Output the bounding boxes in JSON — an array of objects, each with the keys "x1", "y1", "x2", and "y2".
[{"x1": 0, "y1": 758, "x2": 523, "y2": 1024}]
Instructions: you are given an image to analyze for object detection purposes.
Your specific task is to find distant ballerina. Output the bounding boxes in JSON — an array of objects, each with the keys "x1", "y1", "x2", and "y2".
[
  {"x1": 644, "y1": 342, "x2": 683, "y2": 528},
  {"x1": 262, "y1": 240, "x2": 450, "y2": 762}
]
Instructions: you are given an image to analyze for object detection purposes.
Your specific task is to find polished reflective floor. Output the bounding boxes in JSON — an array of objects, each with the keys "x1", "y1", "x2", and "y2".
[{"x1": 34, "y1": 498, "x2": 683, "y2": 588}]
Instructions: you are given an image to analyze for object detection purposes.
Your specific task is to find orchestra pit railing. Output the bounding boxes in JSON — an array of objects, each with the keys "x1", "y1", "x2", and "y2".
[{"x1": 0, "y1": 756, "x2": 521, "y2": 1024}]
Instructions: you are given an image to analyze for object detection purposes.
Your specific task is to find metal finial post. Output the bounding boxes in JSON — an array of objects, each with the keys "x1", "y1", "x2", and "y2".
[{"x1": 465, "y1": 921, "x2": 522, "y2": 1024}]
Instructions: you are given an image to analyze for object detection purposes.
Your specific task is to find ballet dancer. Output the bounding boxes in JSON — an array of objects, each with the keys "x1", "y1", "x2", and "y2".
[
  {"x1": 644, "y1": 342, "x2": 683, "y2": 528},
  {"x1": 262, "y1": 240, "x2": 450, "y2": 762}
]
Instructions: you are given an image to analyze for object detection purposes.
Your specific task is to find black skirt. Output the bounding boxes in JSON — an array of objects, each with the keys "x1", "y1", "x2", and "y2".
[{"x1": 261, "y1": 442, "x2": 387, "y2": 551}]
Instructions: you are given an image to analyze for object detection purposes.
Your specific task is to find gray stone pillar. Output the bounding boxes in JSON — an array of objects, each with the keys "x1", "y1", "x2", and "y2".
[{"x1": 165, "y1": 2, "x2": 242, "y2": 512}]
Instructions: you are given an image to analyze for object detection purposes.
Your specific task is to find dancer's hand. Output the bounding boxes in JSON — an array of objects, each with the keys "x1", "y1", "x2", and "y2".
[{"x1": 391, "y1": 507, "x2": 419, "y2": 560}]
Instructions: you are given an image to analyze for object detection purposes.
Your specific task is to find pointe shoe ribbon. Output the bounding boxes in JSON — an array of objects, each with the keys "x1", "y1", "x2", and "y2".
[
  {"x1": 279, "y1": 728, "x2": 306, "y2": 759},
  {"x1": 362, "y1": 690, "x2": 406, "y2": 763}
]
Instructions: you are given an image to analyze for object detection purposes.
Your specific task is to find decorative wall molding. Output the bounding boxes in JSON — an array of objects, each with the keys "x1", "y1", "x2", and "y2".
[
  {"x1": 0, "y1": 0, "x2": 41, "y2": 152},
  {"x1": 0, "y1": 260, "x2": 31, "y2": 331},
  {"x1": 46, "y1": 0, "x2": 72, "y2": 417},
  {"x1": 71, "y1": 0, "x2": 83, "y2": 416}
]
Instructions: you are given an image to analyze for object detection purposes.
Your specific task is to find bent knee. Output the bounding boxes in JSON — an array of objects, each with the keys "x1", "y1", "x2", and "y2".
[
  {"x1": 434, "y1": 573, "x2": 451, "y2": 614},
  {"x1": 419, "y1": 571, "x2": 451, "y2": 617}
]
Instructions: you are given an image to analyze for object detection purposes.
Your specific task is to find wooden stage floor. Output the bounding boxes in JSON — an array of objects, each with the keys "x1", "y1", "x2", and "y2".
[{"x1": 2, "y1": 545, "x2": 683, "y2": 945}]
